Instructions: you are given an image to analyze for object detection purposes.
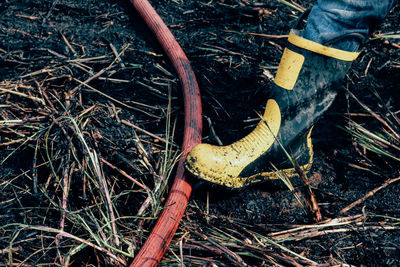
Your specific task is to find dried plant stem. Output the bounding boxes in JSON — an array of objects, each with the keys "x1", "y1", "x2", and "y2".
[
  {"x1": 55, "y1": 160, "x2": 74, "y2": 265},
  {"x1": 0, "y1": 88, "x2": 45, "y2": 105},
  {"x1": 121, "y1": 119, "x2": 176, "y2": 146},
  {"x1": 69, "y1": 117, "x2": 120, "y2": 247},
  {"x1": 73, "y1": 78, "x2": 158, "y2": 118},
  {"x1": 346, "y1": 87, "x2": 400, "y2": 140},
  {"x1": 191, "y1": 230, "x2": 247, "y2": 266},
  {"x1": 293, "y1": 156, "x2": 322, "y2": 222},
  {"x1": 58, "y1": 162, "x2": 75, "y2": 236},
  {"x1": 137, "y1": 174, "x2": 166, "y2": 216},
  {"x1": 14, "y1": 225, "x2": 127, "y2": 265},
  {"x1": 223, "y1": 29, "x2": 289, "y2": 39},
  {"x1": 95, "y1": 152, "x2": 120, "y2": 247},
  {"x1": 32, "y1": 139, "x2": 39, "y2": 194},
  {"x1": 340, "y1": 176, "x2": 400, "y2": 214},
  {"x1": 100, "y1": 158, "x2": 150, "y2": 192}
]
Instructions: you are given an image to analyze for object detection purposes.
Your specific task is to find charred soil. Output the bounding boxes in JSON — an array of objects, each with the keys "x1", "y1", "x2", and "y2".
[{"x1": 1, "y1": 0, "x2": 400, "y2": 266}]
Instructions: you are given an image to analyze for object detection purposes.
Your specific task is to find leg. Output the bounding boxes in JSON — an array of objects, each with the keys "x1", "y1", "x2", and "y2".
[{"x1": 304, "y1": 0, "x2": 398, "y2": 51}]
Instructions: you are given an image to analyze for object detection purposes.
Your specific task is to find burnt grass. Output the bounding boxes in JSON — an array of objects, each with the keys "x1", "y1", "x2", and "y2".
[{"x1": 1, "y1": 0, "x2": 400, "y2": 266}]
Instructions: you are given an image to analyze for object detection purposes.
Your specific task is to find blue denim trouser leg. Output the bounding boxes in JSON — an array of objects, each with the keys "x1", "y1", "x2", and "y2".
[{"x1": 303, "y1": 0, "x2": 398, "y2": 51}]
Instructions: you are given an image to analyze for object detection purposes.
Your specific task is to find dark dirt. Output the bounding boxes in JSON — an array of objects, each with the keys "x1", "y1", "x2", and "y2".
[{"x1": 1, "y1": 0, "x2": 400, "y2": 266}]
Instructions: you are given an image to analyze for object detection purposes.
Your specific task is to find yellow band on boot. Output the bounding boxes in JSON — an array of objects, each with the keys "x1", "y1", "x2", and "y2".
[
  {"x1": 288, "y1": 30, "x2": 360, "y2": 61},
  {"x1": 274, "y1": 31, "x2": 360, "y2": 90},
  {"x1": 274, "y1": 48, "x2": 305, "y2": 90}
]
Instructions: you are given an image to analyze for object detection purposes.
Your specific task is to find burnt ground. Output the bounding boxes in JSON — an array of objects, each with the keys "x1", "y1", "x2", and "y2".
[{"x1": 1, "y1": 0, "x2": 400, "y2": 266}]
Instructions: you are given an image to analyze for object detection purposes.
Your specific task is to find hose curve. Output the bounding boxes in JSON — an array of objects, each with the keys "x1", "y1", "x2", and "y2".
[{"x1": 129, "y1": 0, "x2": 202, "y2": 266}]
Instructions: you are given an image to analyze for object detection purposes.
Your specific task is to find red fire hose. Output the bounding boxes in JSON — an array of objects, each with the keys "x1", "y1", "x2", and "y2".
[{"x1": 129, "y1": 0, "x2": 202, "y2": 266}]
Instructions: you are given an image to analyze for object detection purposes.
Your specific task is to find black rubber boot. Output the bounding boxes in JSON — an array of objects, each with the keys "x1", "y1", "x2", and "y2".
[{"x1": 185, "y1": 30, "x2": 360, "y2": 188}]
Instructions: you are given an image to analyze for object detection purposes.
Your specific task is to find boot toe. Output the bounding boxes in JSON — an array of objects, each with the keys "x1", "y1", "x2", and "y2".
[{"x1": 185, "y1": 144, "x2": 243, "y2": 187}]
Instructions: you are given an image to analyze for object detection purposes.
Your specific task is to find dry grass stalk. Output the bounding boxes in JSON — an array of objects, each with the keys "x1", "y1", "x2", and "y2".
[
  {"x1": 340, "y1": 176, "x2": 400, "y2": 214},
  {"x1": 1, "y1": 35, "x2": 177, "y2": 265}
]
